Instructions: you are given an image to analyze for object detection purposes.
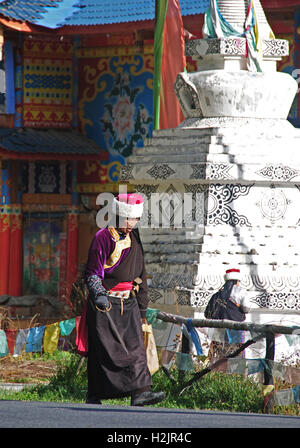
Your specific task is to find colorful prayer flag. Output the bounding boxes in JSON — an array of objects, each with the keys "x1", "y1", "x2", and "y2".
[
  {"x1": 175, "y1": 352, "x2": 195, "y2": 372},
  {"x1": 153, "y1": 0, "x2": 186, "y2": 130},
  {"x1": 0, "y1": 330, "x2": 9, "y2": 357},
  {"x1": 13, "y1": 329, "x2": 29, "y2": 356},
  {"x1": 59, "y1": 318, "x2": 75, "y2": 336},
  {"x1": 43, "y1": 322, "x2": 60, "y2": 354},
  {"x1": 5, "y1": 329, "x2": 17, "y2": 354},
  {"x1": 186, "y1": 319, "x2": 203, "y2": 355},
  {"x1": 226, "y1": 329, "x2": 244, "y2": 344},
  {"x1": 26, "y1": 326, "x2": 45, "y2": 353}
]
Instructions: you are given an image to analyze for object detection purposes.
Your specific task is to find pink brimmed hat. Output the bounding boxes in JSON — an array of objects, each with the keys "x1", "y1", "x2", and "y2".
[
  {"x1": 225, "y1": 268, "x2": 241, "y2": 281},
  {"x1": 112, "y1": 193, "x2": 144, "y2": 218}
]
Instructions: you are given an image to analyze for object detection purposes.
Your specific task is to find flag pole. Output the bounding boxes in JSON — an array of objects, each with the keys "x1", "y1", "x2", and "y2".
[{"x1": 153, "y1": 0, "x2": 168, "y2": 130}]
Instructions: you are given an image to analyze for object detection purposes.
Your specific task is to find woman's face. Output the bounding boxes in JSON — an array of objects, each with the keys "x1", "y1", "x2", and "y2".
[{"x1": 118, "y1": 217, "x2": 140, "y2": 234}]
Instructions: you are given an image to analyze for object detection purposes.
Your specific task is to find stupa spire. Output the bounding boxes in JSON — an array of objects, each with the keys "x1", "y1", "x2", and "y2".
[
  {"x1": 207, "y1": 0, "x2": 274, "y2": 37},
  {"x1": 203, "y1": 0, "x2": 275, "y2": 71}
]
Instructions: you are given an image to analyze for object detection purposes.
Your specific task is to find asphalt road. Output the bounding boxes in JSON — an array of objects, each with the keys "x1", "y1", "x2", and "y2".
[{"x1": 0, "y1": 400, "x2": 299, "y2": 432}]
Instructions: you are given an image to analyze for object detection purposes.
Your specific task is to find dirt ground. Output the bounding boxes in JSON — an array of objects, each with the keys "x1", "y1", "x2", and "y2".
[
  {"x1": 0, "y1": 306, "x2": 78, "y2": 384},
  {"x1": 0, "y1": 355, "x2": 58, "y2": 384}
]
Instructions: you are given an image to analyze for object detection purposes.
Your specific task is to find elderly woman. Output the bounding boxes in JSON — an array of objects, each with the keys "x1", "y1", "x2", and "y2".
[
  {"x1": 204, "y1": 268, "x2": 251, "y2": 360},
  {"x1": 80, "y1": 193, "x2": 164, "y2": 406}
]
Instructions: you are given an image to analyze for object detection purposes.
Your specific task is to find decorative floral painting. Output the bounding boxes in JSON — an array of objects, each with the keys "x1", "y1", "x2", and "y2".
[
  {"x1": 99, "y1": 69, "x2": 152, "y2": 158},
  {"x1": 78, "y1": 52, "x2": 154, "y2": 179}
]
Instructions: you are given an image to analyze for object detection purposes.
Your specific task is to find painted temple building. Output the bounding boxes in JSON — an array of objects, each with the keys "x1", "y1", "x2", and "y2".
[{"x1": 0, "y1": 0, "x2": 299, "y2": 319}]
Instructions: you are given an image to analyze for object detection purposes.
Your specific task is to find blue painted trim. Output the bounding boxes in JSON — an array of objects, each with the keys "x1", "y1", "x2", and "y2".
[{"x1": 4, "y1": 41, "x2": 15, "y2": 114}]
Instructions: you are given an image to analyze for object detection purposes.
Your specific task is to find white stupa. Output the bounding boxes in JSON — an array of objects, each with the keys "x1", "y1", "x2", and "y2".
[{"x1": 121, "y1": 0, "x2": 300, "y2": 361}]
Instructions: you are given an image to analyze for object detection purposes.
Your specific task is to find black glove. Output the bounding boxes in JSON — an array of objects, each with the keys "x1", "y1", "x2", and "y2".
[{"x1": 94, "y1": 295, "x2": 110, "y2": 310}]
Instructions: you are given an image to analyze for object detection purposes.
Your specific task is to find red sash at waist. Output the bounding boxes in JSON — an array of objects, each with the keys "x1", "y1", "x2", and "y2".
[{"x1": 109, "y1": 281, "x2": 133, "y2": 291}]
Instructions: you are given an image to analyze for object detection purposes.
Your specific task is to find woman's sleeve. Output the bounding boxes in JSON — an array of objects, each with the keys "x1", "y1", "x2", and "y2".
[
  {"x1": 85, "y1": 275, "x2": 108, "y2": 299},
  {"x1": 240, "y1": 294, "x2": 251, "y2": 313},
  {"x1": 132, "y1": 229, "x2": 149, "y2": 318},
  {"x1": 84, "y1": 232, "x2": 112, "y2": 299},
  {"x1": 237, "y1": 288, "x2": 251, "y2": 314},
  {"x1": 136, "y1": 260, "x2": 149, "y2": 319}
]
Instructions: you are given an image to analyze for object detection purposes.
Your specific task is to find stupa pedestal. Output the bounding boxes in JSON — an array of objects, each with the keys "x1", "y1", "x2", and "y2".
[{"x1": 120, "y1": 1, "x2": 300, "y2": 359}]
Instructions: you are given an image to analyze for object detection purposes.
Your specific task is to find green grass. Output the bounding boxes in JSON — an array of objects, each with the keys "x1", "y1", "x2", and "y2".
[
  {"x1": 151, "y1": 368, "x2": 264, "y2": 413},
  {"x1": 0, "y1": 352, "x2": 264, "y2": 412},
  {"x1": 1, "y1": 352, "x2": 300, "y2": 415}
]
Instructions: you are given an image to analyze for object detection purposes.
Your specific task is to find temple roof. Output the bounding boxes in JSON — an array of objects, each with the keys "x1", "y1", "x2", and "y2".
[
  {"x1": 0, "y1": 0, "x2": 66, "y2": 26},
  {"x1": 0, "y1": 0, "x2": 296, "y2": 31},
  {"x1": 0, "y1": 0, "x2": 210, "y2": 29},
  {"x1": 0, "y1": 128, "x2": 108, "y2": 160}
]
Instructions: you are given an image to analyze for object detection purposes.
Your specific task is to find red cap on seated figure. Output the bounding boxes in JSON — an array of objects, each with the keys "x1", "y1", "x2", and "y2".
[{"x1": 225, "y1": 268, "x2": 241, "y2": 281}]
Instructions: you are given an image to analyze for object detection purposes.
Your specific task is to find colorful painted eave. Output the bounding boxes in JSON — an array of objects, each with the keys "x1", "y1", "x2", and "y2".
[
  {"x1": 0, "y1": 0, "x2": 210, "y2": 32},
  {"x1": 0, "y1": 17, "x2": 53, "y2": 33},
  {"x1": 0, "y1": 128, "x2": 108, "y2": 160}
]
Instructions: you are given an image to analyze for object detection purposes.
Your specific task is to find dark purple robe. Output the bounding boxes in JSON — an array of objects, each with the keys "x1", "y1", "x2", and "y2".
[{"x1": 85, "y1": 227, "x2": 152, "y2": 400}]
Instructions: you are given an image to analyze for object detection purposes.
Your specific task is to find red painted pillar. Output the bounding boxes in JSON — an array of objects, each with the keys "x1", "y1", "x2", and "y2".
[
  {"x1": 9, "y1": 205, "x2": 22, "y2": 296},
  {"x1": 0, "y1": 205, "x2": 11, "y2": 295},
  {"x1": 0, "y1": 159, "x2": 12, "y2": 295}
]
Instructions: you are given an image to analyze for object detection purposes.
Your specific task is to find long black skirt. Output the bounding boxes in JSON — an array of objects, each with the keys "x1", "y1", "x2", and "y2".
[{"x1": 86, "y1": 296, "x2": 152, "y2": 400}]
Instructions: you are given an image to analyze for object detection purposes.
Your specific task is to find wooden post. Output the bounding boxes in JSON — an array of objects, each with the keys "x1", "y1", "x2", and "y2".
[
  {"x1": 264, "y1": 332, "x2": 275, "y2": 386},
  {"x1": 179, "y1": 332, "x2": 190, "y2": 381}
]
